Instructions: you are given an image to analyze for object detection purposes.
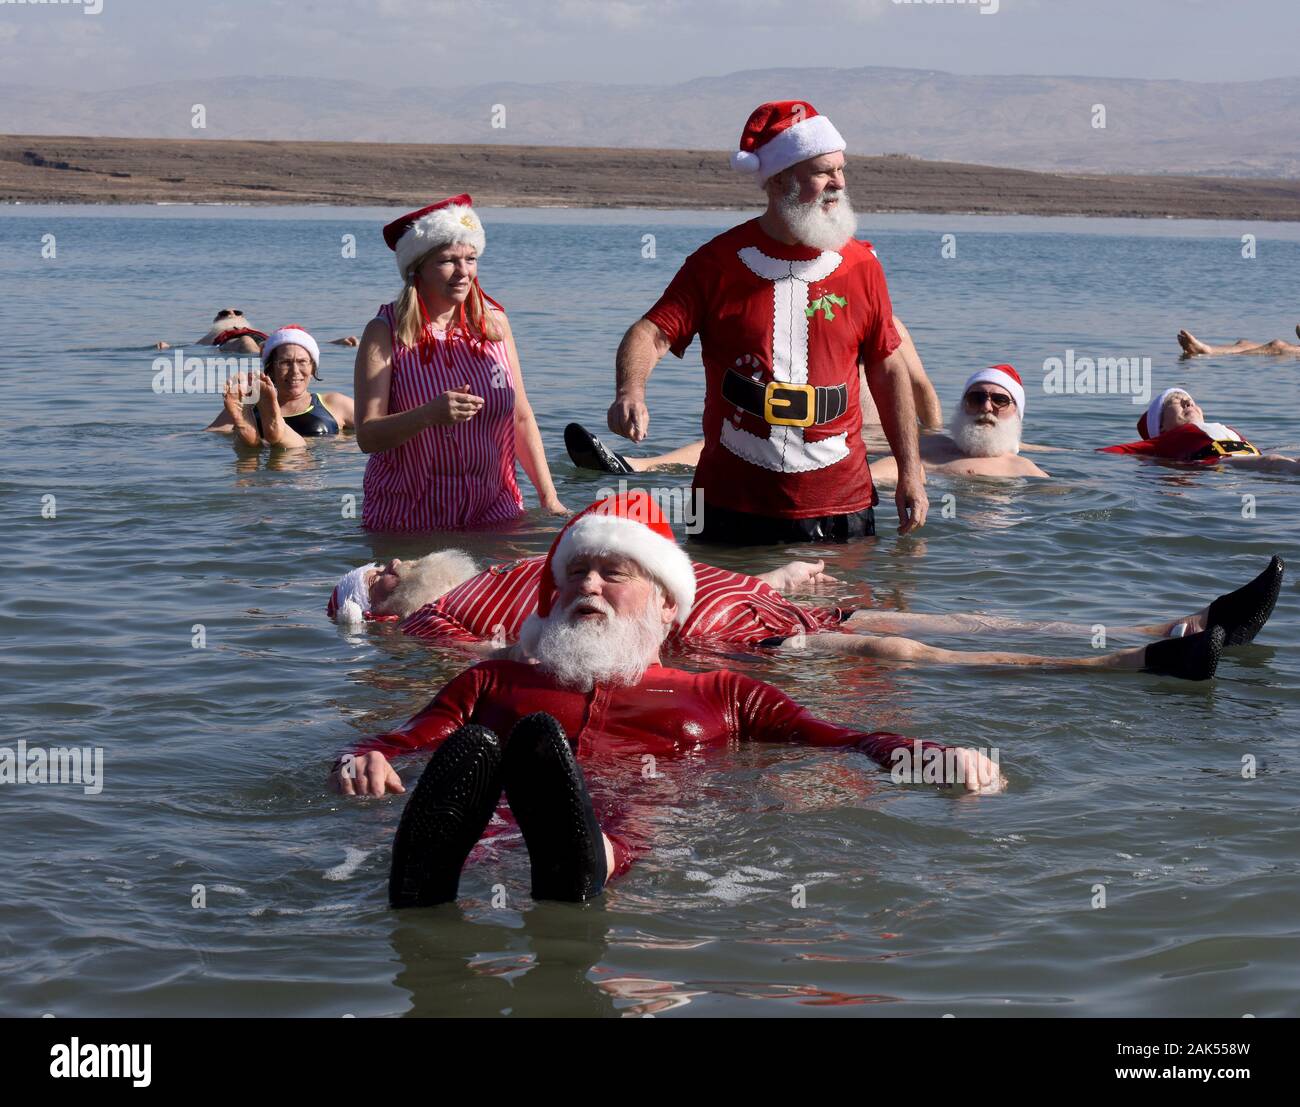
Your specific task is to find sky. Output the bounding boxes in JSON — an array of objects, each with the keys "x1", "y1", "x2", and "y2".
[{"x1": 0, "y1": 0, "x2": 1297, "y2": 91}]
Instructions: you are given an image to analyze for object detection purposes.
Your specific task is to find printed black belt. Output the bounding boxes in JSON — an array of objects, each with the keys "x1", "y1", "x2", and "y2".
[{"x1": 722, "y1": 370, "x2": 848, "y2": 428}]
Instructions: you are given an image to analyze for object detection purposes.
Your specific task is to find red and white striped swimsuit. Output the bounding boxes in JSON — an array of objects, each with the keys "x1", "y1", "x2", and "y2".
[
  {"x1": 361, "y1": 302, "x2": 524, "y2": 532},
  {"x1": 398, "y1": 556, "x2": 850, "y2": 647}
]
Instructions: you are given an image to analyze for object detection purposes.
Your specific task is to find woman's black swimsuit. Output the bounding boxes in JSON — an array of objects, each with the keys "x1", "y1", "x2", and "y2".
[{"x1": 254, "y1": 394, "x2": 340, "y2": 438}]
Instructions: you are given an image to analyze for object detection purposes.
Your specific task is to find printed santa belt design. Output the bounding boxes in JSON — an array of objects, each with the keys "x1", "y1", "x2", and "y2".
[{"x1": 722, "y1": 370, "x2": 848, "y2": 428}]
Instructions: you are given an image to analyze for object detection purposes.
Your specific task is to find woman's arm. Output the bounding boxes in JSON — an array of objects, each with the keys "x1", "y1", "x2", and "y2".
[
  {"x1": 212, "y1": 375, "x2": 262, "y2": 446},
  {"x1": 498, "y1": 313, "x2": 568, "y2": 515},
  {"x1": 353, "y1": 316, "x2": 480, "y2": 454}
]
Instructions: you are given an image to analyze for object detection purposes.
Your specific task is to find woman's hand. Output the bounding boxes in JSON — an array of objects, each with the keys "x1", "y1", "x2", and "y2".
[
  {"x1": 223, "y1": 373, "x2": 257, "y2": 424},
  {"x1": 542, "y1": 498, "x2": 571, "y2": 516},
  {"x1": 426, "y1": 384, "x2": 485, "y2": 426},
  {"x1": 254, "y1": 372, "x2": 280, "y2": 423}
]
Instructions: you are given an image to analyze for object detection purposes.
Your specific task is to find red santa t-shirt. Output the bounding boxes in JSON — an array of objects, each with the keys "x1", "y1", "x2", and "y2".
[{"x1": 645, "y1": 219, "x2": 900, "y2": 520}]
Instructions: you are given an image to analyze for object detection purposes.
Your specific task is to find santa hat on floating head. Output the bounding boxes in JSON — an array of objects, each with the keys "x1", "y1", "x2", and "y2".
[
  {"x1": 261, "y1": 325, "x2": 320, "y2": 369},
  {"x1": 1137, "y1": 387, "x2": 1189, "y2": 440},
  {"x1": 383, "y1": 194, "x2": 486, "y2": 280},
  {"x1": 731, "y1": 100, "x2": 847, "y2": 185},
  {"x1": 534, "y1": 490, "x2": 696, "y2": 627},
  {"x1": 963, "y1": 364, "x2": 1026, "y2": 415},
  {"x1": 328, "y1": 563, "x2": 379, "y2": 625}
]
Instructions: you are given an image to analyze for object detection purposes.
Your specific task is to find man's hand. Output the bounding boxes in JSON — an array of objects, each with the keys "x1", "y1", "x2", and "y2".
[
  {"x1": 950, "y1": 747, "x2": 1005, "y2": 795},
  {"x1": 894, "y1": 465, "x2": 928, "y2": 535},
  {"x1": 607, "y1": 393, "x2": 649, "y2": 443},
  {"x1": 330, "y1": 751, "x2": 405, "y2": 796},
  {"x1": 762, "y1": 559, "x2": 839, "y2": 593}
]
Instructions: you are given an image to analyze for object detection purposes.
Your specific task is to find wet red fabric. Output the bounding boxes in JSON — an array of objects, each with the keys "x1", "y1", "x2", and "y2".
[
  {"x1": 353, "y1": 659, "x2": 947, "y2": 878},
  {"x1": 1099, "y1": 422, "x2": 1253, "y2": 463}
]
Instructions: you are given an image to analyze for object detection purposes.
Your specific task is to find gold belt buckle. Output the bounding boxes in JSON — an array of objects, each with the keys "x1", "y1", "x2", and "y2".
[{"x1": 764, "y1": 381, "x2": 815, "y2": 427}]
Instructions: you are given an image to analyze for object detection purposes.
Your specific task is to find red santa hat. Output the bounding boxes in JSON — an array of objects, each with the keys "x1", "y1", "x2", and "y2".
[
  {"x1": 261, "y1": 325, "x2": 320, "y2": 369},
  {"x1": 1137, "y1": 387, "x2": 1189, "y2": 439},
  {"x1": 383, "y1": 194, "x2": 486, "y2": 280},
  {"x1": 731, "y1": 100, "x2": 847, "y2": 184},
  {"x1": 963, "y1": 364, "x2": 1026, "y2": 415},
  {"x1": 535, "y1": 491, "x2": 696, "y2": 626}
]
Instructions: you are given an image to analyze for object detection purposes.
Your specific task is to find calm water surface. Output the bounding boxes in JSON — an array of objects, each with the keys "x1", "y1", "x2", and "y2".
[{"x1": 1, "y1": 204, "x2": 1297, "y2": 1017}]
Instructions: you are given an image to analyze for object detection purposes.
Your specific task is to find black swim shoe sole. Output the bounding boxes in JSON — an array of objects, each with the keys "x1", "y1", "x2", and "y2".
[
  {"x1": 1207, "y1": 555, "x2": 1284, "y2": 646},
  {"x1": 1143, "y1": 625, "x2": 1225, "y2": 681},
  {"x1": 503, "y1": 713, "x2": 608, "y2": 903},
  {"x1": 564, "y1": 422, "x2": 634, "y2": 475},
  {"x1": 388, "y1": 725, "x2": 503, "y2": 908}
]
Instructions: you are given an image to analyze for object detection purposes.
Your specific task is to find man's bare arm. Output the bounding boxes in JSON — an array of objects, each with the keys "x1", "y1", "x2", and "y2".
[
  {"x1": 865, "y1": 349, "x2": 928, "y2": 534},
  {"x1": 609, "y1": 318, "x2": 670, "y2": 443},
  {"x1": 891, "y1": 317, "x2": 942, "y2": 429}
]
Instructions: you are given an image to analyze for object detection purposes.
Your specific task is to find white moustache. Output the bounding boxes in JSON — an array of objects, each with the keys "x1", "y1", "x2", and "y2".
[{"x1": 565, "y1": 595, "x2": 615, "y2": 621}]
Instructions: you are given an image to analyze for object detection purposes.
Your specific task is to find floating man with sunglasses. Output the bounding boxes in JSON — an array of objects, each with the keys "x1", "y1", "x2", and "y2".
[
  {"x1": 608, "y1": 100, "x2": 928, "y2": 545},
  {"x1": 868, "y1": 365, "x2": 1052, "y2": 484}
]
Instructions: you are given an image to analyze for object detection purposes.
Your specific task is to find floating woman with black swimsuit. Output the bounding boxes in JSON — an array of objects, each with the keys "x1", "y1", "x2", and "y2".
[{"x1": 207, "y1": 325, "x2": 356, "y2": 448}]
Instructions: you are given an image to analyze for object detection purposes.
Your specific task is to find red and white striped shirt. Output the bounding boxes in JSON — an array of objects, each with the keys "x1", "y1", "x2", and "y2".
[
  {"x1": 361, "y1": 303, "x2": 524, "y2": 532},
  {"x1": 398, "y1": 556, "x2": 849, "y2": 647}
]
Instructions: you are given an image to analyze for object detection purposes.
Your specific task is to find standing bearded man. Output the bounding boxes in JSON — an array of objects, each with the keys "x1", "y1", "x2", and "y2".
[{"x1": 608, "y1": 100, "x2": 928, "y2": 544}]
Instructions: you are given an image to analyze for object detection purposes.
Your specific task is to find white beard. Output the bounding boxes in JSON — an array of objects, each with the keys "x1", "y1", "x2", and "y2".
[
  {"x1": 778, "y1": 182, "x2": 858, "y2": 251},
  {"x1": 202, "y1": 314, "x2": 253, "y2": 341},
  {"x1": 522, "y1": 594, "x2": 668, "y2": 691},
  {"x1": 949, "y1": 409, "x2": 1022, "y2": 457},
  {"x1": 380, "y1": 550, "x2": 478, "y2": 618}
]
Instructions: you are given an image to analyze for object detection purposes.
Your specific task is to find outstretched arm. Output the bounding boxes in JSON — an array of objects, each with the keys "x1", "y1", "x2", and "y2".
[
  {"x1": 330, "y1": 665, "x2": 489, "y2": 795},
  {"x1": 753, "y1": 560, "x2": 839, "y2": 593},
  {"x1": 734, "y1": 674, "x2": 1004, "y2": 793}
]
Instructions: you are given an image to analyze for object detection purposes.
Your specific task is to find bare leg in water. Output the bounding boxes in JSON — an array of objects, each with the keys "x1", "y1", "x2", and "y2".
[
  {"x1": 623, "y1": 440, "x2": 704, "y2": 472},
  {"x1": 839, "y1": 606, "x2": 1209, "y2": 640},
  {"x1": 1178, "y1": 328, "x2": 1300, "y2": 357},
  {"x1": 783, "y1": 631, "x2": 1162, "y2": 671}
]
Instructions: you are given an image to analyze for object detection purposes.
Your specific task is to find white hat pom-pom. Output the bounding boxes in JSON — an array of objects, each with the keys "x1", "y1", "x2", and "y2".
[
  {"x1": 337, "y1": 599, "x2": 365, "y2": 626},
  {"x1": 731, "y1": 149, "x2": 761, "y2": 173}
]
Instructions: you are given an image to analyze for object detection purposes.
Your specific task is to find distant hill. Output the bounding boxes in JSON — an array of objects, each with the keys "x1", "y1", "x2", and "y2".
[{"x1": 2, "y1": 66, "x2": 1296, "y2": 178}]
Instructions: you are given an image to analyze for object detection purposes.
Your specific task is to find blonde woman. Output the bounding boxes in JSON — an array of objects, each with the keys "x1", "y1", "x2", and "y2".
[{"x1": 354, "y1": 195, "x2": 567, "y2": 531}]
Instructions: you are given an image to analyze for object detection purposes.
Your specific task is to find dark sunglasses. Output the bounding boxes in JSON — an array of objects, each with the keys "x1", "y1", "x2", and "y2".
[
  {"x1": 215, "y1": 309, "x2": 244, "y2": 320},
  {"x1": 964, "y1": 389, "x2": 1015, "y2": 410}
]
